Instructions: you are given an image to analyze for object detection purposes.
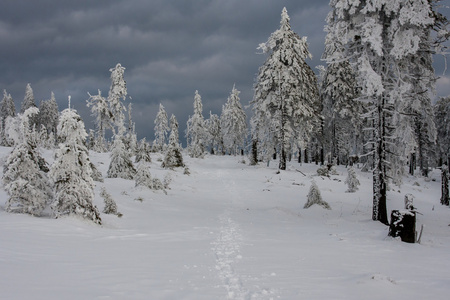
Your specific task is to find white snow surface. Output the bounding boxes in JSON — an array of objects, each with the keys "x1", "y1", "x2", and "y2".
[{"x1": 1, "y1": 146, "x2": 449, "y2": 299}]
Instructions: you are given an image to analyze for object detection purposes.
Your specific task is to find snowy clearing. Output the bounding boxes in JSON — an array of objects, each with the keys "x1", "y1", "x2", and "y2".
[{"x1": 1, "y1": 147, "x2": 449, "y2": 299}]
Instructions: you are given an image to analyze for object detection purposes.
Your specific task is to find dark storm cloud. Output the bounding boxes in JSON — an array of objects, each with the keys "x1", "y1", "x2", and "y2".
[{"x1": 1, "y1": 0, "x2": 448, "y2": 141}]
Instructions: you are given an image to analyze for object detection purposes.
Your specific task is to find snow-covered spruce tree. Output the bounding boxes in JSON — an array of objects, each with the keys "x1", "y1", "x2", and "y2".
[
  {"x1": 345, "y1": 166, "x2": 360, "y2": 193},
  {"x1": 38, "y1": 92, "x2": 59, "y2": 138},
  {"x1": 135, "y1": 162, "x2": 165, "y2": 192},
  {"x1": 50, "y1": 107, "x2": 101, "y2": 224},
  {"x1": 153, "y1": 103, "x2": 169, "y2": 152},
  {"x1": 186, "y1": 90, "x2": 206, "y2": 158},
  {"x1": 125, "y1": 103, "x2": 138, "y2": 155},
  {"x1": 319, "y1": 58, "x2": 361, "y2": 165},
  {"x1": 3, "y1": 107, "x2": 52, "y2": 216},
  {"x1": 325, "y1": 0, "x2": 443, "y2": 224},
  {"x1": 221, "y1": 85, "x2": 247, "y2": 155},
  {"x1": 434, "y1": 96, "x2": 450, "y2": 166},
  {"x1": 21, "y1": 83, "x2": 37, "y2": 113},
  {"x1": 107, "y1": 135, "x2": 136, "y2": 180},
  {"x1": 162, "y1": 126, "x2": 184, "y2": 169},
  {"x1": 251, "y1": 7, "x2": 320, "y2": 170},
  {"x1": 100, "y1": 187, "x2": 119, "y2": 215},
  {"x1": 135, "y1": 137, "x2": 152, "y2": 163},
  {"x1": 0, "y1": 90, "x2": 16, "y2": 146},
  {"x1": 108, "y1": 63, "x2": 128, "y2": 138},
  {"x1": 169, "y1": 114, "x2": 179, "y2": 144},
  {"x1": 86, "y1": 89, "x2": 112, "y2": 152},
  {"x1": 304, "y1": 181, "x2": 330, "y2": 210},
  {"x1": 205, "y1": 112, "x2": 223, "y2": 155},
  {"x1": 20, "y1": 83, "x2": 38, "y2": 130}
]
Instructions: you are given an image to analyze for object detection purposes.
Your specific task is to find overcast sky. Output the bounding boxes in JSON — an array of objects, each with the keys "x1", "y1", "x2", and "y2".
[{"x1": 1, "y1": 0, "x2": 449, "y2": 142}]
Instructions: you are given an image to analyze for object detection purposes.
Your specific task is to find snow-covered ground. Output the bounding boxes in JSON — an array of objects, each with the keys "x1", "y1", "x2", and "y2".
[{"x1": 1, "y1": 146, "x2": 449, "y2": 299}]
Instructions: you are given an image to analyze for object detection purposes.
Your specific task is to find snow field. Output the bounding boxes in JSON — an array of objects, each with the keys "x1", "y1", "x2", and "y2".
[{"x1": 1, "y1": 147, "x2": 450, "y2": 299}]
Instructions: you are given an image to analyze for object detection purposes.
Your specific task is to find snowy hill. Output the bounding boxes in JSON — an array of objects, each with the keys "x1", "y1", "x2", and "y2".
[{"x1": 1, "y1": 146, "x2": 449, "y2": 300}]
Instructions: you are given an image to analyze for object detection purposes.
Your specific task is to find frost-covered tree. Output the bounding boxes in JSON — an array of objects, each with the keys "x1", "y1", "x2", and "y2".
[
  {"x1": 205, "y1": 112, "x2": 223, "y2": 155},
  {"x1": 0, "y1": 90, "x2": 16, "y2": 146},
  {"x1": 435, "y1": 96, "x2": 450, "y2": 166},
  {"x1": 38, "y1": 92, "x2": 59, "y2": 135},
  {"x1": 135, "y1": 162, "x2": 165, "y2": 192},
  {"x1": 125, "y1": 103, "x2": 138, "y2": 155},
  {"x1": 108, "y1": 63, "x2": 128, "y2": 137},
  {"x1": 135, "y1": 138, "x2": 152, "y2": 163},
  {"x1": 107, "y1": 135, "x2": 136, "y2": 180},
  {"x1": 87, "y1": 89, "x2": 112, "y2": 152},
  {"x1": 320, "y1": 59, "x2": 361, "y2": 165},
  {"x1": 3, "y1": 108, "x2": 52, "y2": 216},
  {"x1": 21, "y1": 83, "x2": 37, "y2": 113},
  {"x1": 325, "y1": 0, "x2": 444, "y2": 224},
  {"x1": 153, "y1": 103, "x2": 169, "y2": 152},
  {"x1": 251, "y1": 7, "x2": 320, "y2": 170},
  {"x1": 50, "y1": 107, "x2": 101, "y2": 224},
  {"x1": 221, "y1": 85, "x2": 247, "y2": 155},
  {"x1": 304, "y1": 181, "x2": 330, "y2": 209},
  {"x1": 186, "y1": 90, "x2": 206, "y2": 158},
  {"x1": 345, "y1": 166, "x2": 360, "y2": 193},
  {"x1": 162, "y1": 126, "x2": 184, "y2": 169},
  {"x1": 169, "y1": 114, "x2": 179, "y2": 144},
  {"x1": 101, "y1": 187, "x2": 119, "y2": 215}
]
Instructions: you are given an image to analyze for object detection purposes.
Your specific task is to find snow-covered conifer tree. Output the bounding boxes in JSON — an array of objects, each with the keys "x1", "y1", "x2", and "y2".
[
  {"x1": 251, "y1": 7, "x2": 320, "y2": 170},
  {"x1": 3, "y1": 107, "x2": 52, "y2": 216},
  {"x1": 87, "y1": 89, "x2": 112, "y2": 152},
  {"x1": 162, "y1": 126, "x2": 184, "y2": 169},
  {"x1": 205, "y1": 112, "x2": 223, "y2": 155},
  {"x1": 135, "y1": 138, "x2": 152, "y2": 163},
  {"x1": 345, "y1": 166, "x2": 360, "y2": 193},
  {"x1": 153, "y1": 103, "x2": 169, "y2": 152},
  {"x1": 186, "y1": 90, "x2": 206, "y2": 158},
  {"x1": 325, "y1": 0, "x2": 445, "y2": 224},
  {"x1": 435, "y1": 96, "x2": 450, "y2": 166},
  {"x1": 0, "y1": 90, "x2": 16, "y2": 146},
  {"x1": 38, "y1": 92, "x2": 59, "y2": 138},
  {"x1": 304, "y1": 181, "x2": 330, "y2": 209},
  {"x1": 108, "y1": 63, "x2": 128, "y2": 137},
  {"x1": 21, "y1": 83, "x2": 36, "y2": 113},
  {"x1": 101, "y1": 187, "x2": 119, "y2": 215},
  {"x1": 50, "y1": 107, "x2": 101, "y2": 224},
  {"x1": 320, "y1": 59, "x2": 361, "y2": 165},
  {"x1": 107, "y1": 135, "x2": 136, "y2": 180},
  {"x1": 221, "y1": 85, "x2": 247, "y2": 155}
]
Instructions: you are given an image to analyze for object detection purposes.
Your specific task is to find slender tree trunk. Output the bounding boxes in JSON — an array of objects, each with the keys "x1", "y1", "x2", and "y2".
[
  {"x1": 441, "y1": 165, "x2": 449, "y2": 206},
  {"x1": 373, "y1": 93, "x2": 389, "y2": 225}
]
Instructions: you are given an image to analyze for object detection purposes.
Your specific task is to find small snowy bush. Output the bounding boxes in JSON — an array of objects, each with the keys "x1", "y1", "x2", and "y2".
[
  {"x1": 345, "y1": 166, "x2": 360, "y2": 193},
  {"x1": 101, "y1": 187, "x2": 120, "y2": 216},
  {"x1": 304, "y1": 181, "x2": 330, "y2": 210}
]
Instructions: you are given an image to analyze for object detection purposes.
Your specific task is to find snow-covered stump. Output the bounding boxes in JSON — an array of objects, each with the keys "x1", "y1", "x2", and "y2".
[{"x1": 388, "y1": 210, "x2": 416, "y2": 243}]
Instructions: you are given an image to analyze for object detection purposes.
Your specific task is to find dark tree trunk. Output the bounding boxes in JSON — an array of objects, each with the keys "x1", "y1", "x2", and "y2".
[
  {"x1": 250, "y1": 139, "x2": 258, "y2": 166},
  {"x1": 409, "y1": 152, "x2": 415, "y2": 176},
  {"x1": 298, "y1": 148, "x2": 302, "y2": 163},
  {"x1": 304, "y1": 148, "x2": 308, "y2": 164},
  {"x1": 279, "y1": 147, "x2": 286, "y2": 170},
  {"x1": 441, "y1": 165, "x2": 449, "y2": 206},
  {"x1": 320, "y1": 148, "x2": 324, "y2": 166}
]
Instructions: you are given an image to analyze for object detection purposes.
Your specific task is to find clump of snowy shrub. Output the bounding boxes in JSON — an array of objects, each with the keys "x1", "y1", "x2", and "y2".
[
  {"x1": 134, "y1": 162, "x2": 166, "y2": 193},
  {"x1": 304, "y1": 181, "x2": 330, "y2": 210},
  {"x1": 101, "y1": 187, "x2": 121, "y2": 216},
  {"x1": 345, "y1": 166, "x2": 360, "y2": 193}
]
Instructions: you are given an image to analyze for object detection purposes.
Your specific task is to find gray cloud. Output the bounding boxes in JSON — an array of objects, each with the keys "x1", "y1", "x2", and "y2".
[{"x1": 0, "y1": 0, "x2": 448, "y2": 142}]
